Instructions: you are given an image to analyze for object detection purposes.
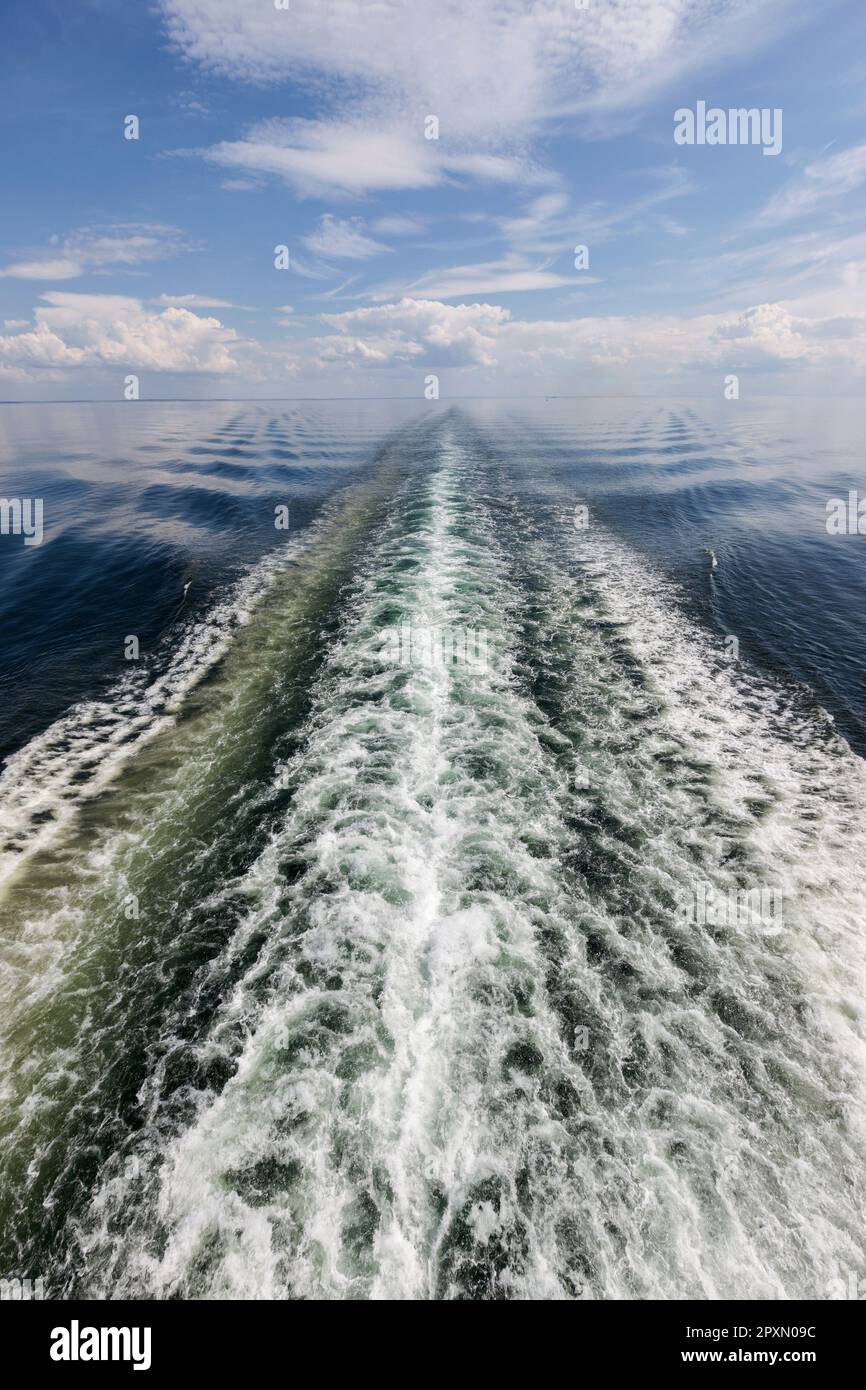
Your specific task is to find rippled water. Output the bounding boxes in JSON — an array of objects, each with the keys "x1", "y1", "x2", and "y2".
[{"x1": 1, "y1": 398, "x2": 865, "y2": 1299}]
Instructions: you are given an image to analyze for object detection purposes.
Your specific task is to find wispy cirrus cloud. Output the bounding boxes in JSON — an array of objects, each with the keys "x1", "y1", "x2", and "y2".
[
  {"x1": 371, "y1": 214, "x2": 426, "y2": 237},
  {"x1": 0, "y1": 225, "x2": 193, "y2": 281},
  {"x1": 486, "y1": 169, "x2": 693, "y2": 269},
  {"x1": 160, "y1": 0, "x2": 802, "y2": 129},
  {"x1": 358, "y1": 170, "x2": 692, "y2": 302},
  {"x1": 759, "y1": 140, "x2": 866, "y2": 224},
  {"x1": 385, "y1": 254, "x2": 594, "y2": 301},
  {"x1": 163, "y1": 0, "x2": 803, "y2": 196},
  {"x1": 152, "y1": 293, "x2": 247, "y2": 309},
  {"x1": 203, "y1": 118, "x2": 529, "y2": 197},
  {"x1": 302, "y1": 215, "x2": 388, "y2": 261},
  {"x1": 662, "y1": 226, "x2": 866, "y2": 315}
]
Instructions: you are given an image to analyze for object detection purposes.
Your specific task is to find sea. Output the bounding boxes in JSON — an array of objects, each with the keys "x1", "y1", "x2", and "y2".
[{"x1": 0, "y1": 395, "x2": 865, "y2": 1299}]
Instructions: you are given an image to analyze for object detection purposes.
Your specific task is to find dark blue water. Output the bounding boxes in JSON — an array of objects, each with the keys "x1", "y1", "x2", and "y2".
[
  {"x1": 474, "y1": 397, "x2": 866, "y2": 754},
  {"x1": 2, "y1": 398, "x2": 864, "y2": 763},
  {"x1": 0, "y1": 400, "x2": 429, "y2": 759},
  {"x1": 1, "y1": 398, "x2": 865, "y2": 1300}
]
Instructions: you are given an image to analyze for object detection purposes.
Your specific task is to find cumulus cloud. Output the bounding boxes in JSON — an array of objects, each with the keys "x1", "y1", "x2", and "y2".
[
  {"x1": 0, "y1": 292, "x2": 242, "y2": 377},
  {"x1": 308, "y1": 294, "x2": 866, "y2": 380},
  {"x1": 6, "y1": 285, "x2": 862, "y2": 390},
  {"x1": 710, "y1": 303, "x2": 810, "y2": 359},
  {"x1": 315, "y1": 298, "x2": 511, "y2": 368}
]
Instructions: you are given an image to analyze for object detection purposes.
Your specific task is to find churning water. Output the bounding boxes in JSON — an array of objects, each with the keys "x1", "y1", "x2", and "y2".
[{"x1": 1, "y1": 398, "x2": 865, "y2": 1299}]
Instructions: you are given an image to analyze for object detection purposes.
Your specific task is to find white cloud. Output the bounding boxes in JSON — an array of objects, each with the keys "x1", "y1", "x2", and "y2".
[
  {"x1": 657, "y1": 226, "x2": 866, "y2": 319},
  {"x1": 0, "y1": 322, "x2": 89, "y2": 370},
  {"x1": 0, "y1": 225, "x2": 192, "y2": 281},
  {"x1": 709, "y1": 302, "x2": 810, "y2": 358},
  {"x1": 206, "y1": 120, "x2": 439, "y2": 197},
  {"x1": 164, "y1": 2, "x2": 800, "y2": 196},
  {"x1": 286, "y1": 255, "x2": 329, "y2": 281},
  {"x1": 309, "y1": 293, "x2": 866, "y2": 380},
  {"x1": 7, "y1": 286, "x2": 864, "y2": 392},
  {"x1": 204, "y1": 117, "x2": 526, "y2": 197},
  {"x1": 0, "y1": 258, "x2": 84, "y2": 281},
  {"x1": 0, "y1": 292, "x2": 242, "y2": 377},
  {"x1": 498, "y1": 168, "x2": 694, "y2": 259},
  {"x1": 153, "y1": 293, "x2": 244, "y2": 308},
  {"x1": 654, "y1": 213, "x2": 691, "y2": 239},
  {"x1": 160, "y1": 1, "x2": 797, "y2": 130},
  {"x1": 302, "y1": 215, "x2": 388, "y2": 260},
  {"x1": 316, "y1": 298, "x2": 510, "y2": 368},
  {"x1": 394, "y1": 254, "x2": 595, "y2": 299},
  {"x1": 371, "y1": 214, "x2": 426, "y2": 236},
  {"x1": 760, "y1": 140, "x2": 866, "y2": 224}
]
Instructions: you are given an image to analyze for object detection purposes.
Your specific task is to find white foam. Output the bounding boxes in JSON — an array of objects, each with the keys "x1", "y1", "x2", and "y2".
[
  {"x1": 0, "y1": 535, "x2": 311, "y2": 895},
  {"x1": 76, "y1": 425, "x2": 866, "y2": 1301},
  {"x1": 8, "y1": 418, "x2": 866, "y2": 1301}
]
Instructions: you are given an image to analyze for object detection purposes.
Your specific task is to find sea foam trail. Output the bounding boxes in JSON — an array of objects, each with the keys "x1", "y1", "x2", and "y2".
[
  {"x1": 0, "y1": 539, "x2": 307, "y2": 895},
  {"x1": 74, "y1": 433, "x2": 581, "y2": 1299},
  {"x1": 69, "y1": 418, "x2": 866, "y2": 1301},
  {"x1": 0, "y1": 397, "x2": 426, "y2": 896},
  {"x1": 0, "y1": 437, "x2": 416, "y2": 1279}
]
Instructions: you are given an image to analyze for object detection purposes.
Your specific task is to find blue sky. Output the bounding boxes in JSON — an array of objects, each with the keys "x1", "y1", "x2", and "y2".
[{"x1": 2, "y1": 0, "x2": 866, "y2": 398}]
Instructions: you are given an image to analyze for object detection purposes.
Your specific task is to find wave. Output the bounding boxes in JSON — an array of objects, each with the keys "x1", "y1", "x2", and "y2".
[
  {"x1": 2, "y1": 412, "x2": 866, "y2": 1300},
  {"x1": 0, "y1": 538, "x2": 309, "y2": 896}
]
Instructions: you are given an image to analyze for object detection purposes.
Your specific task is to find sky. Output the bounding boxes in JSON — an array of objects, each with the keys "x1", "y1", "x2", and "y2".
[{"x1": 2, "y1": 0, "x2": 866, "y2": 400}]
